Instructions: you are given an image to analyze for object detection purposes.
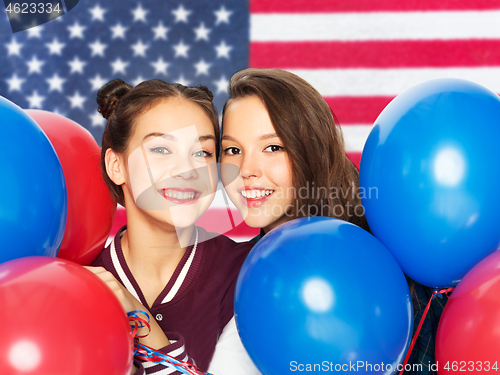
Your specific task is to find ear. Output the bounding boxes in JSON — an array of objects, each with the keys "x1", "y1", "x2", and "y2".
[{"x1": 105, "y1": 148, "x2": 126, "y2": 185}]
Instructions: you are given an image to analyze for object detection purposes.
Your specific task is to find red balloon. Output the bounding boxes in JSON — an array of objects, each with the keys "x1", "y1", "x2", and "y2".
[
  {"x1": 0, "y1": 256, "x2": 132, "y2": 374},
  {"x1": 110, "y1": 205, "x2": 127, "y2": 240},
  {"x1": 436, "y1": 249, "x2": 500, "y2": 373},
  {"x1": 26, "y1": 110, "x2": 116, "y2": 265}
]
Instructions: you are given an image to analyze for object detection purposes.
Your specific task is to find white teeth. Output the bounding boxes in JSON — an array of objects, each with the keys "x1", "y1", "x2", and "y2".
[
  {"x1": 240, "y1": 189, "x2": 275, "y2": 199},
  {"x1": 161, "y1": 190, "x2": 196, "y2": 200}
]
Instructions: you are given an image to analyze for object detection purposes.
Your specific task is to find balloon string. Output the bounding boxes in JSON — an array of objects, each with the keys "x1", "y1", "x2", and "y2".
[
  {"x1": 129, "y1": 316, "x2": 151, "y2": 338},
  {"x1": 127, "y1": 310, "x2": 151, "y2": 339},
  {"x1": 126, "y1": 310, "x2": 213, "y2": 375},
  {"x1": 398, "y1": 286, "x2": 454, "y2": 375}
]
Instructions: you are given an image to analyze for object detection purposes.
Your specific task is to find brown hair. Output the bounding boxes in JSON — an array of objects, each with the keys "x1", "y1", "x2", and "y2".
[
  {"x1": 98, "y1": 79, "x2": 219, "y2": 206},
  {"x1": 223, "y1": 68, "x2": 370, "y2": 232}
]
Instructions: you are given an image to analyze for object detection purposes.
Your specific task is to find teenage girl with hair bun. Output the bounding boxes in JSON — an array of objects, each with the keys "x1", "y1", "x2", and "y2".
[{"x1": 86, "y1": 79, "x2": 260, "y2": 375}]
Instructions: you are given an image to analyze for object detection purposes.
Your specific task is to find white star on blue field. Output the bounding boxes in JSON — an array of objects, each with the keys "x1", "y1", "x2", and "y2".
[{"x1": 0, "y1": 0, "x2": 249, "y2": 144}]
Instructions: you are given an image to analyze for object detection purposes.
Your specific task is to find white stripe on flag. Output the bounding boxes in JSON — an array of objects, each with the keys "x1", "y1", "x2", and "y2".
[
  {"x1": 288, "y1": 68, "x2": 500, "y2": 96},
  {"x1": 340, "y1": 125, "x2": 374, "y2": 152},
  {"x1": 251, "y1": 11, "x2": 500, "y2": 41}
]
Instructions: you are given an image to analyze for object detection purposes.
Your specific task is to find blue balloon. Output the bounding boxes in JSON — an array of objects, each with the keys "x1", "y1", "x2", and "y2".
[
  {"x1": 235, "y1": 217, "x2": 412, "y2": 375},
  {"x1": 360, "y1": 78, "x2": 500, "y2": 288},
  {"x1": 0, "y1": 97, "x2": 67, "y2": 263}
]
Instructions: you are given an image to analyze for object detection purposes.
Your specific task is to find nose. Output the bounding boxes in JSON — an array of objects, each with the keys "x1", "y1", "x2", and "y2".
[
  {"x1": 169, "y1": 155, "x2": 199, "y2": 180},
  {"x1": 240, "y1": 153, "x2": 261, "y2": 179}
]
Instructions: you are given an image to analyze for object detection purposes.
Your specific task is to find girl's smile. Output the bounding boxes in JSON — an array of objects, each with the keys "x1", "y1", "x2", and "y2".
[
  {"x1": 157, "y1": 187, "x2": 202, "y2": 204},
  {"x1": 238, "y1": 186, "x2": 276, "y2": 208}
]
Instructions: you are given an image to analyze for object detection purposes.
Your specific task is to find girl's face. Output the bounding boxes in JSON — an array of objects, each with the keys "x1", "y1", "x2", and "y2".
[
  {"x1": 221, "y1": 95, "x2": 294, "y2": 233},
  {"x1": 122, "y1": 98, "x2": 217, "y2": 230}
]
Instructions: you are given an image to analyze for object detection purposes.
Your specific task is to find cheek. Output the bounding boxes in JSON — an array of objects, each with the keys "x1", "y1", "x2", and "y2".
[
  {"x1": 219, "y1": 153, "x2": 241, "y2": 170},
  {"x1": 200, "y1": 161, "x2": 219, "y2": 193},
  {"x1": 267, "y1": 158, "x2": 294, "y2": 191},
  {"x1": 126, "y1": 157, "x2": 152, "y2": 200},
  {"x1": 220, "y1": 161, "x2": 243, "y2": 189}
]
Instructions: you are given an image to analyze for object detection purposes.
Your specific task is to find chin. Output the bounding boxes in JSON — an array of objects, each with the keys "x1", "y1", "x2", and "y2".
[
  {"x1": 243, "y1": 215, "x2": 276, "y2": 231},
  {"x1": 171, "y1": 219, "x2": 198, "y2": 230},
  {"x1": 169, "y1": 208, "x2": 206, "y2": 229}
]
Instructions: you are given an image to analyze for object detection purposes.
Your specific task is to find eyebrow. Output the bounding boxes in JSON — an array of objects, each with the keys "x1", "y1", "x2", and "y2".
[
  {"x1": 259, "y1": 133, "x2": 279, "y2": 141},
  {"x1": 199, "y1": 135, "x2": 217, "y2": 143},
  {"x1": 221, "y1": 133, "x2": 279, "y2": 142},
  {"x1": 142, "y1": 132, "x2": 216, "y2": 143},
  {"x1": 221, "y1": 134, "x2": 237, "y2": 142}
]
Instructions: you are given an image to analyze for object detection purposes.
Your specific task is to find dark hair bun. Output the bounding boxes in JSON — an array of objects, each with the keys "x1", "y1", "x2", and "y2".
[
  {"x1": 195, "y1": 85, "x2": 214, "y2": 101},
  {"x1": 97, "y1": 79, "x2": 133, "y2": 120}
]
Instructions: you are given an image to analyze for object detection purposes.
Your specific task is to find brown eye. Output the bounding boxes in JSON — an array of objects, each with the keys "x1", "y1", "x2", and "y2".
[
  {"x1": 223, "y1": 147, "x2": 241, "y2": 155},
  {"x1": 264, "y1": 145, "x2": 284, "y2": 153}
]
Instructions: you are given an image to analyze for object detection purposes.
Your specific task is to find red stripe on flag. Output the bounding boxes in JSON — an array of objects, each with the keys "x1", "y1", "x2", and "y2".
[
  {"x1": 196, "y1": 208, "x2": 260, "y2": 238},
  {"x1": 224, "y1": 221, "x2": 260, "y2": 239},
  {"x1": 325, "y1": 96, "x2": 395, "y2": 125},
  {"x1": 346, "y1": 152, "x2": 362, "y2": 170},
  {"x1": 250, "y1": 40, "x2": 500, "y2": 69},
  {"x1": 251, "y1": 0, "x2": 500, "y2": 13}
]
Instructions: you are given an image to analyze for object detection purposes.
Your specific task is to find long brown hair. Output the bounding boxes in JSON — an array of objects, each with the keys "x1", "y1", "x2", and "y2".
[
  {"x1": 223, "y1": 68, "x2": 370, "y2": 231},
  {"x1": 97, "y1": 79, "x2": 219, "y2": 206}
]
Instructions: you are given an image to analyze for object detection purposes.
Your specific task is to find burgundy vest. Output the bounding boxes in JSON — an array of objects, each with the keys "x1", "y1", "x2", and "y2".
[{"x1": 92, "y1": 226, "x2": 254, "y2": 370}]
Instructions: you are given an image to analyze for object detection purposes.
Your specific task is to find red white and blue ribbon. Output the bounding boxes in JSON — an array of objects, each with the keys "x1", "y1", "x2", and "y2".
[{"x1": 128, "y1": 310, "x2": 212, "y2": 375}]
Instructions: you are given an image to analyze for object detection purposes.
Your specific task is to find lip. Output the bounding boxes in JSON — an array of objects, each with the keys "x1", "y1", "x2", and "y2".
[
  {"x1": 157, "y1": 187, "x2": 203, "y2": 205},
  {"x1": 237, "y1": 186, "x2": 275, "y2": 208}
]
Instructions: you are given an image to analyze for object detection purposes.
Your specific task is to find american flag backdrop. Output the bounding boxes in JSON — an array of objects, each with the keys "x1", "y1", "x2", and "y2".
[
  {"x1": 249, "y1": 0, "x2": 500, "y2": 168},
  {"x1": 0, "y1": 0, "x2": 248, "y2": 142},
  {"x1": 1, "y1": 0, "x2": 500, "y2": 240}
]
